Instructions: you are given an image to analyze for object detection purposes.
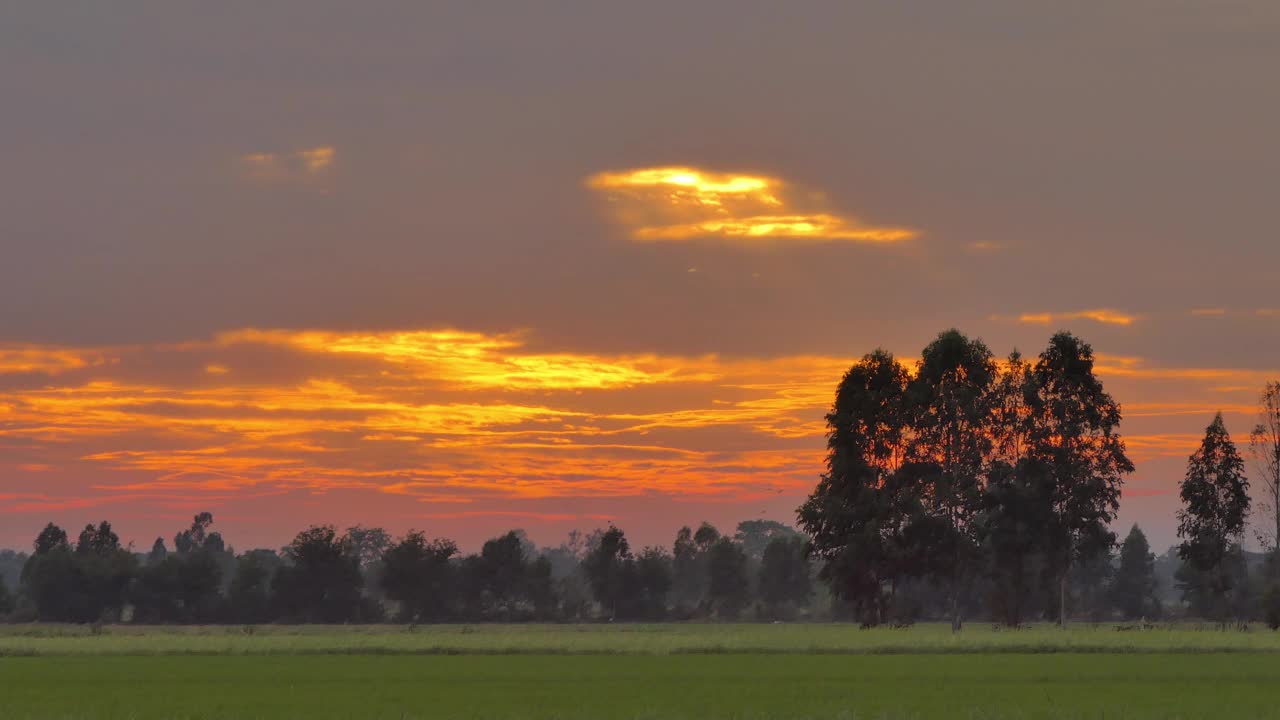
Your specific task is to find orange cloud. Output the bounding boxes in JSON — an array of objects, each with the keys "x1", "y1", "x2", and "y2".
[
  {"x1": 240, "y1": 146, "x2": 335, "y2": 181},
  {"x1": 1007, "y1": 309, "x2": 1140, "y2": 326},
  {"x1": 0, "y1": 345, "x2": 105, "y2": 374},
  {"x1": 587, "y1": 166, "x2": 917, "y2": 244}
]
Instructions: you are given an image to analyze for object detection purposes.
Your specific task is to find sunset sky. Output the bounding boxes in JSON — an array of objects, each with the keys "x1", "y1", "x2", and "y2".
[{"x1": 3, "y1": 2, "x2": 1280, "y2": 553}]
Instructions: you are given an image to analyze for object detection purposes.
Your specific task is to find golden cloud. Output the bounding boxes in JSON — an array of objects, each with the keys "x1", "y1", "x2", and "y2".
[
  {"x1": 587, "y1": 166, "x2": 917, "y2": 243},
  {"x1": 0, "y1": 345, "x2": 106, "y2": 374},
  {"x1": 240, "y1": 146, "x2": 335, "y2": 181},
  {"x1": 1005, "y1": 309, "x2": 1140, "y2": 327}
]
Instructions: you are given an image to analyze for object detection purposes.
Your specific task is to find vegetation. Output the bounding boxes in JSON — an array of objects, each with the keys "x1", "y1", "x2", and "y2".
[{"x1": 1, "y1": 646, "x2": 1280, "y2": 718}]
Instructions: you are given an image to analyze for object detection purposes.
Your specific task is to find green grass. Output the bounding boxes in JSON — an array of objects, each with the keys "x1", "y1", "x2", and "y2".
[
  {"x1": 1, "y1": 653, "x2": 1277, "y2": 719},
  {"x1": 3, "y1": 625, "x2": 1278, "y2": 718},
  {"x1": 0, "y1": 622, "x2": 1278, "y2": 656}
]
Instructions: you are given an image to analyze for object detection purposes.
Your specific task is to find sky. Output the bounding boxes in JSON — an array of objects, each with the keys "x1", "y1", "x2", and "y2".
[{"x1": 2, "y1": 2, "x2": 1280, "y2": 553}]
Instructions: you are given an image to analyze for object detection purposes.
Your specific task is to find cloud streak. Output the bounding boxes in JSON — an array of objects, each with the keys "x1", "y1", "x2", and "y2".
[
  {"x1": 587, "y1": 166, "x2": 917, "y2": 244},
  {"x1": 996, "y1": 309, "x2": 1141, "y2": 327}
]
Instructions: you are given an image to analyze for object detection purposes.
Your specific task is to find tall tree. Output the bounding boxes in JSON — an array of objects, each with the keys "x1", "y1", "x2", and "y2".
[
  {"x1": 905, "y1": 329, "x2": 998, "y2": 631},
  {"x1": 1112, "y1": 524, "x2": 1158, "y2": 620},
  {"x1": 1029, "y1": 332, "x2": 1134, "y2": 624},
  {"x1": 1177, "y1": 413, "x2": 1250, "y2": 620},
  {"x1": 980, "y1": 459, "x2": 1052, "y2": 627},
  {"x1": 799, "y1": 350, "x2": 911, "y2": 625},
  {"x1": 1250, "y1": 382, "x2": 1280, "y2": 553},
  {"x1": 991, "y1": 350, "x2": 1038, "y2": 466}
]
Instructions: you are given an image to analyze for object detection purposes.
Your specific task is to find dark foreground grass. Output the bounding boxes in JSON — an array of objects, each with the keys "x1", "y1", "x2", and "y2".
[{"x1": 1, "y1": 653, "x2": 1278, "y2": 719}]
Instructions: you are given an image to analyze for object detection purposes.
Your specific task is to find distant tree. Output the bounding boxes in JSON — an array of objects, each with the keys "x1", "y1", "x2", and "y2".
[
  {"x1": 148, "y1": 538, "x2": 168, "y2": 564},
  {"x1": 0, "y1": 549, "x2": 28, "y2": 594},
  {"x1": 1177, "y1": 413, "x2": 1251, "y2": 620},
  {"x1": 1251, "y1": 382, "x2": 1280, "y2": 554},
  {"x1": 227, "y1": 550, "x2": 281, "y2": 623},
  {"x1": 345, "y1": 526, "x2": 393, "y2": 568},
  {"x1": 733, "y1": 520, "x2": 799, "y2": 561},
  {"x1": 582, "y1": 526, "x2": 631, "y2": 618},
  {"x1": 799, "y1": 349, "x2": 911, "y2": 625},
  {"x1": 174, "y1": 512, "x2": 220, "y2": 555},
  {"x1": 272, "y1": 525, "x2": 370, "y2": 623},
  {"x1": 76, "y1": 521, "x2": 120, "y2": 556},
  {"x1": 706, "y1": 537, "x2": 751, "y2": 619},
  {"x1": 1112, "y1": 525, "x2": 1159, "y2": 620},
  {"x1": 379, "y1": 531, "x2": 458, "y2": 622},
  {"x1": 627, "y1": 547, "x2": 672, "y2": 620},
  {"x1": 0, "y1": 574, "x2": 12, "y2": 615},
  {"x1": 24, "y1": 521, "x2": 134, "y2": 622},
  {"x1": 1030, "y1": 332, "x2": 1134, "y2": 625},
  {"x1": 757, "y1": 535, "x2": 812, "y2": 619},
  {"x1": 476, "y1": 531, "x2": 534, "y2": 616}
]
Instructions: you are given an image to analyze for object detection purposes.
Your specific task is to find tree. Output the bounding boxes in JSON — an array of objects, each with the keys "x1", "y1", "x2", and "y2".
[
  {"x1": 757, "y1": 535, "x2": 812, "y2": 619},
  {"x1": 457, "y1": 531, "x2": 552, "y2": 620},
  {"x1": 705, "y1": 537, "x2": 751, "y2": 619},
  {"x1": 1030, "y1": 332, "x2": 1134, "y2": 624},
  {"x1": 272, "y1": 525, "x2": 371, "y2": 623},
  {"x1": 799, "y1": 350, "x2": 911, "y2": 625},
  {"x1": 905, "y1": 329, "x2": 998, "y2": 631},
  {"x1": 0, "y1": 574, "x2": 12, "y2": 616},
  {"x1": 582, "y1": 526, "x2": 630, "y2": 618},
  {"x1": 174, "y1": 512, "x2": 221, "y2": 555},
  {"x1": 380, "y1": 531, "x2": 458, "y2": 622},
  {"x1": 1251, "y1": 382, "x2": 1280, "y2": 554},
  {"x1": 33, "y1": 523, "x2": 69, "y2": 555},
  {"x1": 345, "y1": 526, "x2": 392, "y2": 568},
  {"x1": 227, "y1": 550, "x2": 281, "y2": 623},
  {"x1": 1112, "y1": 525, "x2": 1159, "y2": 620},
  {"x1": 628, "y1": 547, "x2": 673, "y2": 620},
  {"x1": 671, "y1": 521, "x2": 722, "y2": 614},
  {"x1": 24, "y1": 521, "x2": 135, "y2": 622},
  {"x1": 1177, "y1": 413, "x2": 1251, "y2": 620},
  {"x1": 733, "y1": 520, "x2": 800, "y2": 561},
  {"x1": 980, "y1": 459, "x2": 1052, "y2": 627},
  {"x1": 148, "y1": 538, "x2": 168, "y2": 564}
]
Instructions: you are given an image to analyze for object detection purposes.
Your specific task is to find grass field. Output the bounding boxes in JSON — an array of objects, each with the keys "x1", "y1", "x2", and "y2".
[
  {"x1": 2, "y1": 625, "x2": 1279, "y2": 718},
  {"x1": 1, "y1": 621, "x2": 1278, "y2": 656}
]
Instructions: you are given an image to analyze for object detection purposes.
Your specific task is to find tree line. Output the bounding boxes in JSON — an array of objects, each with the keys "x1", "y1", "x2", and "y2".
[
  {"x1": 798, "y1": 329, "x2": 1280, "y2": 628},
  {"x1": 2, "y1": 329, "x2": 1280, "y2": 627},
  {"x1": 0, "y1": 513, "x2": 813, "y2": 624}
]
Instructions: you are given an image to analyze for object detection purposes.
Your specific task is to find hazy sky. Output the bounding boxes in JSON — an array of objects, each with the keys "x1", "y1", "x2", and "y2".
[{"x1": 3, "y1": 2, "x2": 1279, "y2": 552}]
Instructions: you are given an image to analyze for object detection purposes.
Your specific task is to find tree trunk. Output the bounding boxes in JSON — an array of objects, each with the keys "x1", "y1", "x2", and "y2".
[{"x1": 1058, "y1": 571, "x2": 1067, "y2": 627}]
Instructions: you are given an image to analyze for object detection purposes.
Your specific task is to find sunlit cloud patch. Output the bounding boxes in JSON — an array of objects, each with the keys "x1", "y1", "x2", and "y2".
[
  {"x1": 587, "y1": 166, "x2": 917, "y2": 244},
  {"x1": 240, "y1": 146, "x2": 335, "y2": 181},
  {"x1": 992, "y1": 309, "x2": 1141, "y2": 327}
]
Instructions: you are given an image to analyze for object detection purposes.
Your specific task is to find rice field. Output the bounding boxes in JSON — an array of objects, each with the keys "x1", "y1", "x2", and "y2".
[
  {"x1": 0, "y1": 621, "x2": 1277, "y2": 656},
  {"x1": 2, "y1": 625, "x2": 1279, "y2": 718}
]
